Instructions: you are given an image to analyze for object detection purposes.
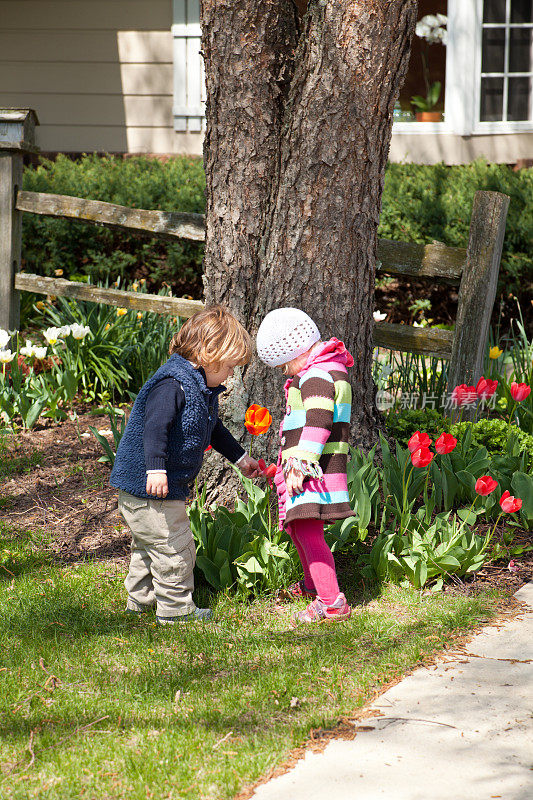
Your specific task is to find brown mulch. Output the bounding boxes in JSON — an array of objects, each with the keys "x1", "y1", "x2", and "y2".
[
  {"x1": 0, "y1": 414, "x2": 532, "y2": 595},
  {"x1": 0, "y1": 412, "x2": 128, "y2": 562}
]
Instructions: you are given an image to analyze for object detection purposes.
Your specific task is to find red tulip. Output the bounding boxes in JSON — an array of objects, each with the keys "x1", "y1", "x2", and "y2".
[
  {"x1": 435, "y1": 433, "x2": 457, "y2": 454},
  {"x1": 408, "y1": 431, "x2": 432, "y2": 453},
  {"x1": 204, "y1": 445, "x2": 212, "y2": 452},
  {"x1": 451, "y1": 384, "x2": 477, "y2": 406},
  {"x1": 258, "y1": 458, "x2": 277, "y2": 477},
  {"x1": 499, "y1": 490, "x2": 522, "y2": 514},
  {"x1": 245, "y1": 404, "x2": 272, "y2": 435},
  {"x1": 411, "y1": 447, "x2": 434, "y2": 468},
  {"x1": 475, "y1": 475, "x2": 498, "y2": 496},
  {"x1": 476, "y1": 376, "x2": 498, "y2": 400},
  {"x1": 510, "y1": 382, "x2": 531, "y2": 402}
]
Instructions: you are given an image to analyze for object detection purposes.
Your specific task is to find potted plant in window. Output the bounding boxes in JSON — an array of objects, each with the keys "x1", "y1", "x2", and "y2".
[
  {"x1": 411, "y1": 81, "x2": 443, "y2": 122},
  {"x1": 411, "y1": 14, "x2": 447, "y2": 122}
]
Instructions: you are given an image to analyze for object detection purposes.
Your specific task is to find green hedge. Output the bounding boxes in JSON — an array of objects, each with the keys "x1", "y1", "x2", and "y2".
[
  {"x1": 22, "y1": 155, "x2": 532, "y2": 301},
  {"x1": 381, "y1": 160, "x2": 532, "y2": 300},
  {"x1": 22, "y1": 154, "x2": 205, "y2": 295}
]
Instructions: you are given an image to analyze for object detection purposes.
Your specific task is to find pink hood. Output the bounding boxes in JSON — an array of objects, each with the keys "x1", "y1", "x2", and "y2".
[
  {"x1": 283, "y1": 338, "x2": 353, "y2": 398},
  {"x1": 302, "y1": 337, "x2": 354, "y2": 371}
]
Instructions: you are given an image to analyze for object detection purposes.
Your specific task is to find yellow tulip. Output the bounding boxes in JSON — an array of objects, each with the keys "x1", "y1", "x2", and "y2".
[
  {"x1": 132, "y1": 283, "x2": 139, "y2": 291},
  {"x1": 105, "y1": 324, "x2": 111, "y2": 331},
  {"x1": 54, "y1": 269, "x2": 64, "y2": 276},
  {"x1": 36, "y1": 301, "x2": 45, "y2": 310},
  {"x1": 137, "y1": 312, "x2": 143, "y2": 320},
  {"x1": 116, "y1": 308, "x2": 127, "y2": 317},
  {"x1": 489, "y1": 346, "x2": 503, "y2": 359}
]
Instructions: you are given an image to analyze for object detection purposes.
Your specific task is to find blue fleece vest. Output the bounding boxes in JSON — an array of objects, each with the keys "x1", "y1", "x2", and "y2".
[{"x1": 110, "y1": 354, "x2": 221, "y2": 500}]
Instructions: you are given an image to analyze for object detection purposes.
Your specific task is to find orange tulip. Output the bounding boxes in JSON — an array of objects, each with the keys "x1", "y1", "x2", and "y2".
[{"x1": 245, "y1": 404, "x2": 272, "y2": 435}]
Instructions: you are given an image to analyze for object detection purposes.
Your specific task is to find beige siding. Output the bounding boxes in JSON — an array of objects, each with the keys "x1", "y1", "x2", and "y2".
[
  {"x1": 389, "y1": 132, "x2": 533, "y2": 165},
  {"x1": 0, "y1": 0, "x2": 203, "y2": 155}
]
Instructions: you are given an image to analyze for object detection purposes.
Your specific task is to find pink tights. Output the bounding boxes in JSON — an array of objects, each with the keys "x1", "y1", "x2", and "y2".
[{"x1": 287, "y1": 518, "x2": 340, "y2": 605}]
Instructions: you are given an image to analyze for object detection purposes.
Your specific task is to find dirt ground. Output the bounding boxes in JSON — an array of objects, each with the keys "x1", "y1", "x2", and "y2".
[{"x1": 1, "y1": 414, "x2": 532, "y2": 596}]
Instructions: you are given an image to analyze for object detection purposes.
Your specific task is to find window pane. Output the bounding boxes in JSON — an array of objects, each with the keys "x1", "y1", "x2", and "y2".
[
  {"x1": 483, "y1": 0, "x2": 507, "y2": 23},
  {"x1": 481, "y1": 77, "x2": 504, "y2": 120},
  {"x1": 508, "y1": 76, "x2": 532, "y2": 119},
  {"x1": 511, "y1": 0, "x2": 533, "y2": 23},
  {"x1": 510, "y1": 28, "x2": 533, "y2": 72},
  {"x1": 482, "y1": 28, "x2": 506, "y2": 72}
]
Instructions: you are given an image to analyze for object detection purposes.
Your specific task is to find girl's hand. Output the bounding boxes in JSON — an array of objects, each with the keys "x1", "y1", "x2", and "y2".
[
  {"x1": 146, "y1": 473, "x2": 168, "y2": 498},
  {"x1": 285, "y1": 468, "x2": 304, "y2": 497},
  {"x1": 238, "y1": 455, "x2": 261, "y2": 478}
]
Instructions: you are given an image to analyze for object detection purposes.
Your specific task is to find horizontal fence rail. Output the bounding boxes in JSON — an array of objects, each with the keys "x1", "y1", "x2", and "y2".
[
  {"x1": 15, "y1": 190, "x2": 205, "y2": 242},
  {"x1": 373, "y1": 321, "x2": 453, "y2": 359},
  {"x1": 16, "y1": 190, "x2": 466, "y2": 283},
  {"x1": 15, "y1": 272, "x2": 454, "y2": 354},
  {"x1": 14, "y1": 273, "x2": 204, "y2": 319}
]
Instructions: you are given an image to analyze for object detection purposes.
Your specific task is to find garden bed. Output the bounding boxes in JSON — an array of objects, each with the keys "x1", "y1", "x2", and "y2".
[{"x1": 1, "y1": 416, "x2": 531, "y2": 596}]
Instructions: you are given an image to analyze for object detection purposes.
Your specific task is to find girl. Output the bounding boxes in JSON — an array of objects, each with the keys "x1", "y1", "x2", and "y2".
[{"x1": 256, "y1": 308, "x2": 353, "y2": 625}]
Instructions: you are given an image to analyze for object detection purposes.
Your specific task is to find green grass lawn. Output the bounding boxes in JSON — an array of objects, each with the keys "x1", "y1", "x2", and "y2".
[{"x1": 0, "y1": 522, "x2": 501, "y2": 800}]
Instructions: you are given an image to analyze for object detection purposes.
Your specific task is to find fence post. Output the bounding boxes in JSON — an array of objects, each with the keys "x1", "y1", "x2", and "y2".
[
  {"x1": 447, "y1": 190, "x2": 510, "y2": 407},
  {"x1": 0, "y1": 109, "x2": 39, "y2": 332}
]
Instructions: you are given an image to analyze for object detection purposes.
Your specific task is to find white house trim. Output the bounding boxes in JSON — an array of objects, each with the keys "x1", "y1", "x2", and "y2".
[{"x1": 172, "y1": 0, "x2": 205, "y2": 133}]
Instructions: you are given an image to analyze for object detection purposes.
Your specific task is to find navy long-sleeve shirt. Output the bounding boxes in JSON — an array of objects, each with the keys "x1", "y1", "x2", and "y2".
[{"x1": 143, "y1": 376, "x2": 245, "y2": 471}]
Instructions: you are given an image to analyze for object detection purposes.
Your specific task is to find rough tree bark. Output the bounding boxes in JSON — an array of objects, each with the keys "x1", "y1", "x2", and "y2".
[{"x1": 199, "y1": 0, "x2": 417, "y2": 501}]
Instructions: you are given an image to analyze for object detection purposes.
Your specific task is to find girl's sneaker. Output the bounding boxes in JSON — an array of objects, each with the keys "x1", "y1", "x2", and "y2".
[
  {"x1": 277, "y1": 580, "x2": 317, "y2": 601},
  {"x1": 291, "y1": 593, "x2": 351, "y2": 626}
]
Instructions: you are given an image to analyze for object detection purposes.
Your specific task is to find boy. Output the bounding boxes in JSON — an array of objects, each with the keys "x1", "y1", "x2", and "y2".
[{"x1": 110, "y1": 305, "x2": 259, "y2": 623}]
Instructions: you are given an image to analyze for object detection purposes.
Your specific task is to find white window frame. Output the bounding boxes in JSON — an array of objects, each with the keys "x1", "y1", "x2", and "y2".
[
  {"x1": 394, "y1": 0, "x2": 533, "y2": 136},
  {"x1": 474, "y1": 0, "x2": 533, "y2": 133}
]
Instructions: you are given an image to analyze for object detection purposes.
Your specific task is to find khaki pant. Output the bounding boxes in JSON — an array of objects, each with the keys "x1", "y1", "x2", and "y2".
[{"x1": 119, "y1": 490, "x2": 196, "y2": 618}]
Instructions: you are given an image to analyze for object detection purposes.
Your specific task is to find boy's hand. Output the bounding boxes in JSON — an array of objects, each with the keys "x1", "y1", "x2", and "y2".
[
  {"x1": 238, "y1": 455, "x2": 261, "y2": 478},
  {"x1": 146, "y1": 473, "x2": 168, "y2": 498},
  {"x1": 285, "y1": 468, "x2": 304, "y2": 497}
]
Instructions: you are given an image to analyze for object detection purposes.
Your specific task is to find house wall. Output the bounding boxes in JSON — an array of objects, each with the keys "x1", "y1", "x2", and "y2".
[
  {"x1": 0, "y1": 0, "x2": 202, "y2": 155},
  {"x1": 0, "y1": 0, "x2": 531, "y2": 163},
  {"x1": 389, "y1": 132, "x2": 533, "y2": 164}
]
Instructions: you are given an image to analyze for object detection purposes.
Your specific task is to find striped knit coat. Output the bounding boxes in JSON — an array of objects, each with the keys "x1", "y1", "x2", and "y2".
[{"x1": 274, "y1": 338, "x2": 354, "y2": 529}]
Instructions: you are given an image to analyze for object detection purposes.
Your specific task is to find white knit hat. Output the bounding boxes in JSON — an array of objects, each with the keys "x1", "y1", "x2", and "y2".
[{"x1": 256, "y1": 308, "x2": 320, "y2": 367}]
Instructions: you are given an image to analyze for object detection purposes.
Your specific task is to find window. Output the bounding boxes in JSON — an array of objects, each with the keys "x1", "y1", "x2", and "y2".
[
  {"x1": 396, "y1": 0, "x2": 533, "y2": 134},
  {"x1": 479, "y1": 0, "x2": 533, "y2": 124}
]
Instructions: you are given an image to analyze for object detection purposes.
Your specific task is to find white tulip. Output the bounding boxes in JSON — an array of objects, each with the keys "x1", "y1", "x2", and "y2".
[
  {"x1": 70, "y1": 323, "x2": 91, "y2": 340},
  {"x1": 373, "y1": 310, "x2": 387, "y2": 322},
  {"x1": 33, "y1": 347, "x2": 48, "y2": 359},
  {"x1": 58, "y1": 325, "x2": 71, "y2": 338},
  {"x1": 437, "y1": 14, "x2": 448, "y2": 25},
  {"x1": 20, "y1": 340, "x2": 35, "y2": 358},
  {"x1": 0, "y1": 350, "x2": 15, "y2": 364},
  {"x1": 0, "y1": 329, "x2": 10, "y2": 349},
  {"x1": 43, "y1": 327, "x2": 62, "y2": 345}
]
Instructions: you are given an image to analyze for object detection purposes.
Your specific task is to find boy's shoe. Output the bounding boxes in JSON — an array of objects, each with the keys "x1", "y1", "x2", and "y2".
[
  {"x1": 125, "y1": 603, "x2": 154, "y2": 615},
  {"x1": 291, "y1": 593, "x2": 351, "y2": 626},
  {"x1": 277, "y1": 581, "x2": 317, "y2": 601},
  {"x1": 156, "y1": 608, "x2": 213, "y2": 625}
]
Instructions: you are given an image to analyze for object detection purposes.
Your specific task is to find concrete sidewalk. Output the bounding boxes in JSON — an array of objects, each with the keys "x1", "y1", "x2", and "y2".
[{"x1": 252, "y1": 582, "x2": 533, "y2": 800}]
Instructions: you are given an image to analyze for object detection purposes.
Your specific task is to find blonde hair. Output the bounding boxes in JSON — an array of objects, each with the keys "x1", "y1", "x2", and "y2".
[{"x1": 169, "y1": 305, "x2": 252, "y2": 368}]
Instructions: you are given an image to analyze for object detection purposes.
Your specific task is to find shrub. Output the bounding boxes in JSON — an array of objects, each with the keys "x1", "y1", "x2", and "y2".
[
  {"x1": 22, "y1": 154, "x2": 205, "y2": 296},
  {"x1": 385, "y1": 408, "x2": 450, "y2": 448},
  {"x1": 450, "y1": 418, "x2": 533, "y2": 472},
  {"x1": 380, "y1": 160, "x2": 533, "y2": 303}
]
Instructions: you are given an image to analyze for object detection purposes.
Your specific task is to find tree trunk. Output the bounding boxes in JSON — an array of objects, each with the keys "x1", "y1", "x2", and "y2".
[{"x1": 200, "y1": 0, "x2": 417, "y2": 499}]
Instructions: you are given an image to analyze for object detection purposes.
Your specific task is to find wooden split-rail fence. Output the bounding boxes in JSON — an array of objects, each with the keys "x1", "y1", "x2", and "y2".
[{"x1": 1, "y1": 109, "x2": 510, "y2": 391}]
